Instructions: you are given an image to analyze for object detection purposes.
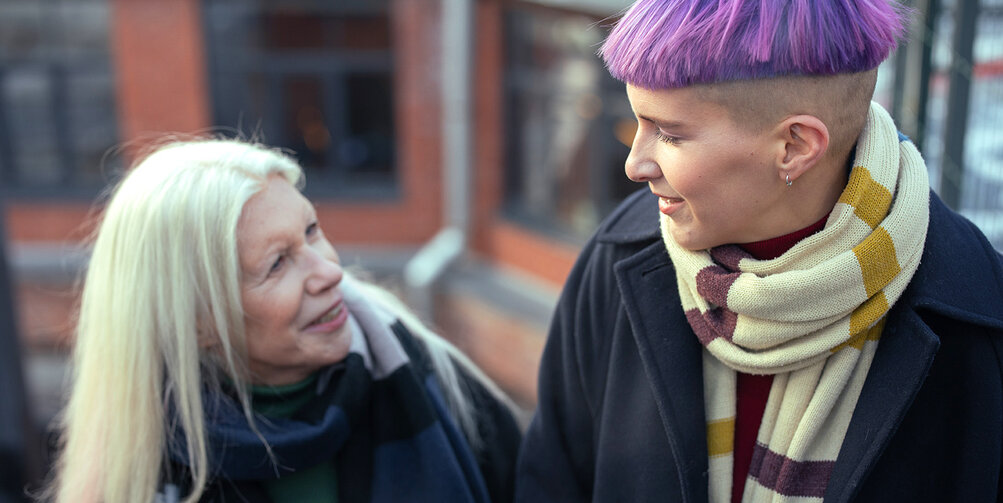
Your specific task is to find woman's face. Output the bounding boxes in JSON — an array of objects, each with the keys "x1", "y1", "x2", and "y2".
[
  {"x1": 237, "y1": 175, "x2": 351, "y2": 386},
  {"x1": 625, "y1": 84, "x2": 787, "y2": 250}
]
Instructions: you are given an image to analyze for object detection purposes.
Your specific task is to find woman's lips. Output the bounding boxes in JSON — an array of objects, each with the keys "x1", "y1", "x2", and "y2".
[
  {"x1": 658, "y1": 196, "x2": 685, "y2": 216},
  {"x1": 304, "y1": 301, "x2": 349, "y2": 333}
]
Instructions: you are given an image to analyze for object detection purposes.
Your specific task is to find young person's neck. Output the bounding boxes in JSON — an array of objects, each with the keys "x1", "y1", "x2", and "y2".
[
  {"x1": 777, "y1": 146, "x2": 853, "y2": 236},
  {"x1": 738, "y1": 146, "x2": 854, "y2": 257}
]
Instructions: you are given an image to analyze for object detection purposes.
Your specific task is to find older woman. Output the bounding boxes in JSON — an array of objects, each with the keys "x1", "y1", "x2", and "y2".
[{"x1": 42, "y1": 139, "x2": 520, "y2": 503}]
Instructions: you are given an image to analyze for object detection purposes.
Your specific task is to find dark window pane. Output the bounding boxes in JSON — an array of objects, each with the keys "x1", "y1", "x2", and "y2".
[
  {"x1": 260, "y1": 13, "x2": 389, "y2": 51},
  {"x1": 263, "y1": 13, "x2": 326, "y2": 50},
  {"x1": 3, "y1": 68, "x2": 62, "y2": 186},
  {"x1": 345, "y1": 73, "x2": 394, "y2": 177},
  {"x1": 336, "y1": 16, "x2": 391, "y2": 51},
  {"x1": 282, "y1": 76, "x2": 331, "y2": 171},
  {"x1": 503, "y1": 7, "x2": 636, "y2": 241},
  {"x1": 0, "y1": 0, "x2": 119, "y2": 196},
  {"x1": 57, "y1": 3, "x2": 113, "y2": 58},
  {"x1": 205, "y1": 0, "x2": 397, "y2": 199},
  {"x1": 0, "y1": 4, "x2": 44, "y2": 60},
  {"x1": 67, "y1": 69, "x2": 120, "y2": 187}
]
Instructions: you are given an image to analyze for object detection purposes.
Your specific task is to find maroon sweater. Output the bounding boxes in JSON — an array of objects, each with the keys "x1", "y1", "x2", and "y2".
[{"x1": 731, "y1": 216, "x2": 827, "y2": 503}]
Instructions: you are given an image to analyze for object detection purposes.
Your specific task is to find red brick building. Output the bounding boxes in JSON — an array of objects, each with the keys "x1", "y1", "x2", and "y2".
[{"x1": 2, "y1": 0, "x2": 636, "y2": 414}]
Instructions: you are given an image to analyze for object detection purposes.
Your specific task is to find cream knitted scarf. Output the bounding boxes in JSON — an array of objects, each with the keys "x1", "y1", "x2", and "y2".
[{"x1": 662, "y1": 102, "x2": 930, "y2": 502}]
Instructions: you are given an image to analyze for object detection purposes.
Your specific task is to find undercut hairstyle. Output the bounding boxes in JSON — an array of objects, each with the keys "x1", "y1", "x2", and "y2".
[
  {"x1": 696, "y1": 69, "x2": 879, "y2": 159},
  {"x1": 601, "y1": 0, "x2": 908, "y2": 88}
]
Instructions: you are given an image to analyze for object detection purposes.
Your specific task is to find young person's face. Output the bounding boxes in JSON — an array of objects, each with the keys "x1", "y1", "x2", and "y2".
[
  {"x1": 625, "y1": 84, "x2": 788, "y2": 250},
  {"x1": 237, "y1": 175, "x2": 351, "y2": 386}
]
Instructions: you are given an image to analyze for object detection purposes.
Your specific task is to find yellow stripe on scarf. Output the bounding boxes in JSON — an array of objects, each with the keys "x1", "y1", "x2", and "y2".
[
  {"x1": 707, "y1": 417, "x2": 735, "y2": 457},
  {"x1": 853, "y1": 227, "x2": 901, "y2": 297},
  {"x1": 832, "y1": 316, "x2": 886, "y2": 353},
  {"x1": 848, "y1": 292, "x2": 889, "y2": 336},
  {"x1": 839, "y1": 165, "x2": 893, "y2": 229}
]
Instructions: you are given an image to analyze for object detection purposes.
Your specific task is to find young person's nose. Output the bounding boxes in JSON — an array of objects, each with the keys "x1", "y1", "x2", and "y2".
[
  {"x1": 625, "y1": 131, "x2": 662, "y2": 183},
  {"x1": 304, "y1": 248, "x2": 343, "y2": 295}
]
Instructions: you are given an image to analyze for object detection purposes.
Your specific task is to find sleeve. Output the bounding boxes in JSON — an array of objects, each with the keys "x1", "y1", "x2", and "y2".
[{"x1": 514, "y1": 237, "x2": 609, "y2": 502}]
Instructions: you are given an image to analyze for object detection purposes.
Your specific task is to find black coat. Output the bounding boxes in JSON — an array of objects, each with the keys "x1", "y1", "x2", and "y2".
[{"x1": 516, "y1": 189, "x2": 1003, "y2": 502}]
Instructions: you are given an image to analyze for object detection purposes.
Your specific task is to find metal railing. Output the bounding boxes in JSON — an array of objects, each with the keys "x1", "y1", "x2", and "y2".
[{"x1": 891, "y1": 0, "x2": 1003, "y2": 249}]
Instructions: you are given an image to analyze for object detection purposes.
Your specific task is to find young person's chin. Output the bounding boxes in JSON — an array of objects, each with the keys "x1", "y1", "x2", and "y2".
[{"x1": 667, "y1": 222, "x2": 721, "y2": 252}]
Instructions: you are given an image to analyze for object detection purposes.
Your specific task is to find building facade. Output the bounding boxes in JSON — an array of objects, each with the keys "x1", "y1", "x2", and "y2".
[{"x1": 1, "y1": 0, "x2": 636, "y2": 415}]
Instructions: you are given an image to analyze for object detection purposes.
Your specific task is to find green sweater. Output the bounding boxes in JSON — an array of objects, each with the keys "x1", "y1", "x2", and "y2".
[{"x1": 250, "y1": 375, "x2": 338, "y2": 503}]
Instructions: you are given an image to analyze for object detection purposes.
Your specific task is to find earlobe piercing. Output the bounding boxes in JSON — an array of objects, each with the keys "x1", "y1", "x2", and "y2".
[{"x1": 785, "y1": 173, "x2": 793, "y2": 187}]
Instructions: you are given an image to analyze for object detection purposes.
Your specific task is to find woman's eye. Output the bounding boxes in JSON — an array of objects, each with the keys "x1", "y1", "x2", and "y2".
[
  {"x1": 269, "y1": 255, "x2": 284, "y2": 274},
  {"x1": 306, "y1": 222, "x2": 318, "y2": 237}
]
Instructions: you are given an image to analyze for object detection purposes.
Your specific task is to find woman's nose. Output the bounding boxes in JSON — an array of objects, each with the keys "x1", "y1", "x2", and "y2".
[
  {"x1": 624, "y1": 130, "x2": 662, "y2": 183},
  {"x1": 305, "y1": 249, "x2": 343, "y2": 295}
]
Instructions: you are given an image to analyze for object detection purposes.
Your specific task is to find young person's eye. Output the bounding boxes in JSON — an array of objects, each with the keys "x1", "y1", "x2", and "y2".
[{"x1": 654, "y1": 129, "x2": 682, "y2": 145}]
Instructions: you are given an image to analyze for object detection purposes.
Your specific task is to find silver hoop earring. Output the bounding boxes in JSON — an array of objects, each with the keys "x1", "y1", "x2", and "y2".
[{"x1": 785, "y1": 174, "x2": 793, "y2": 187}]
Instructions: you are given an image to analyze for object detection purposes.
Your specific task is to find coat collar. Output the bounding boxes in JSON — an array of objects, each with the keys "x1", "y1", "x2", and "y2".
[
  {"x1": 596, "y1": 189, "x2": 662, "y2": 245},
  {"x1": 614, "y1": 240, "x2": 708, "y2": 502},
  {"x1": 897, "y1": 192, "x2": 1003, "y2": 330},
  {"x1": 828, "y1": 192, "x2": 1003, "y2": 501},
  {"x1": 601, "y1": 189, "x2": 1003, "y2": 331},
  {"x1": 606, "y1": 189, "x2": 1003, "y2": 502}
]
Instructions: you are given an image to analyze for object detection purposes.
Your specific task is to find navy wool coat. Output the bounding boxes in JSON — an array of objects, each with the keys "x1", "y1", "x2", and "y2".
[{"x1": 515, "y1": 189, "x2": 1003, "y2": 502}]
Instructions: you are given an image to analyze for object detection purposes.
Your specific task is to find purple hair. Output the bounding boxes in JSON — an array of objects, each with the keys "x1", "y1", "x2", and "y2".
[{"x1": 601, "y1": 0, "x2": 909, "y2": 88}]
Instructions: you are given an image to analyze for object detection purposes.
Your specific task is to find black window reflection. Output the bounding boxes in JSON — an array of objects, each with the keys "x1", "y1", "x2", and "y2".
[
  {"x1": 0, "y1": 0, "x2": 120, "y2": 197},
  {"x1": 205, "y1": 1, "x2": 398, "y2": 199},
  {"x1": 503, "y1": 6, "x2": 638, "y2": 242}
]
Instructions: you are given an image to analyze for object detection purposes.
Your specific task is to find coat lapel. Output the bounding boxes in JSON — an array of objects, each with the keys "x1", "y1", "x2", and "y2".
[
  {"x1": 827, "y1": 192, "x2": 1003, "y2": 501},
  {"x1": 615, "y1": 241, "x2": 709, "y2": 503},
  {"x1": 824, "y1": 305, "x2": 940, "y2": 503}
]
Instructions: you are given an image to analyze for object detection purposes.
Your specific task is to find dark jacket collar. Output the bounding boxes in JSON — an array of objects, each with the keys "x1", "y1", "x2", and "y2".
[
  {"x1": 601, "y1": 188, "x2": 1003, "y2": 331},
  {"x1": 903, "y1": 193, "x2": 1003, "y2": 329},
  {"x1": 596, "y1": 189, "x2": 662, "y2": 245}
]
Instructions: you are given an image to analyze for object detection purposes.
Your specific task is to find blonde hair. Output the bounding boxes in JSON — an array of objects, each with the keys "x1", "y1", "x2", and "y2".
[{"x1": 43, "y1": 139, "x2": 505, "y2": 502}]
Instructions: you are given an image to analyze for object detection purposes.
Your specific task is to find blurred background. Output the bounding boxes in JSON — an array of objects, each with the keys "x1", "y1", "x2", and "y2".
[{"x1": 0, "y1": 0, "x2": 1000, "y2": 499}]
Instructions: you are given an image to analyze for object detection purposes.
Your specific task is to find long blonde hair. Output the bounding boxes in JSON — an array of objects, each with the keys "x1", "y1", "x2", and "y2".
[{"x1": 43, "y1": 139, "x2": 507, "y2": 503}]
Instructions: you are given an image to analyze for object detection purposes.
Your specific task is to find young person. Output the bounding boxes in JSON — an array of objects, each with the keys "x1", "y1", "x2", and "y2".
[
  {"x1": 41, "y1": 139, "x2": 520, "y2": 503},
  {"x1": 515, "y1": 0, "x2": 1003, "y2": 501}
]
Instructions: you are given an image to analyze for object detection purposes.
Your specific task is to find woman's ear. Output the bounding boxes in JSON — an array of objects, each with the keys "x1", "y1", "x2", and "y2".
[{"x1": 777, "y1": 115, "x2": 829, "y2": 184}]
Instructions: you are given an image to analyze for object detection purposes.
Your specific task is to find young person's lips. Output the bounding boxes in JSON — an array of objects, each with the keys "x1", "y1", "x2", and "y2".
[{"x1": 658, "y1": 196, "x2": 685, "y2": 216}]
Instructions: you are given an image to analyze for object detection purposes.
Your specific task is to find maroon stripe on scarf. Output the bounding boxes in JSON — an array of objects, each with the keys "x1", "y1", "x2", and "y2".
[
  {"x1": 748, "y1": 442, "x2": 835, "y2": 498},
  {"x1": 709, "y1": 244, "x2": 750, "y2": 270},
  {"x1": 695, "y1": 265, "x2": 741, "y2": 308},
  {"x1": 685, "y1": 307, "x2": 739, "y2": 345}
]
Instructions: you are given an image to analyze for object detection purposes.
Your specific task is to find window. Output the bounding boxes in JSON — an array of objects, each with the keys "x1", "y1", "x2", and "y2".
[
  {"x1": 503, "y1": 6, "x2": 638, "y2": 241},
  {"x1": 204, "y1": 0, "x2": 397, "y2": 199},
  {"x1": 0, "y1": 0, "x2": 120, "y2": 197}
]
